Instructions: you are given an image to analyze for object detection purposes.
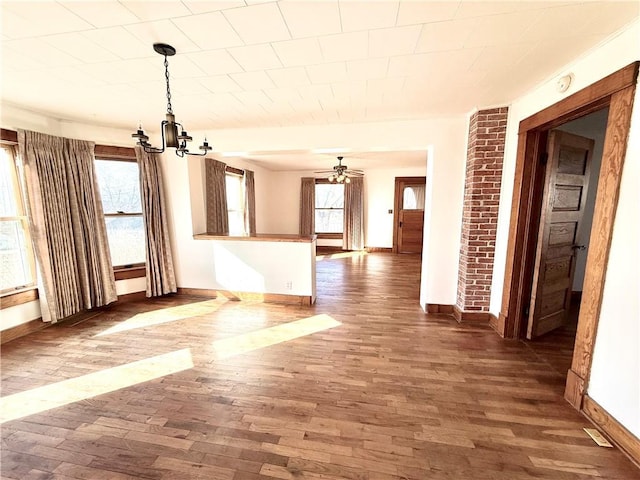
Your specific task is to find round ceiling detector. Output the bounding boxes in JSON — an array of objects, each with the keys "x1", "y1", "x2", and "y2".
[{"x1": 556, "y1": 74, "x2": 573, "y2": 93}]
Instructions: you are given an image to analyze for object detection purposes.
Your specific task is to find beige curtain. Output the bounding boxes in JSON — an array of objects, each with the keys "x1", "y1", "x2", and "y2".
[
  {"x1": 343, "y1": 176, "x2": 365, "y2": 250},
  {"x1": 243, "y1": 169, "x2": 256, "y2": 235},
  {"x1": 299, "y1": 177, "x2": 315, "y2": 235},
  {"x1": 18, "y1": 129, "x2": 116, "y2": 323},
  {"x1": 205, "y1": 158, "x2": 228, "y2": 234},
  {"x1": 135, "y1": 147, "x2": 177, "y2": 297},
  {"x1": 411, "y1": 185, "x2": 426, "y2": 210}
]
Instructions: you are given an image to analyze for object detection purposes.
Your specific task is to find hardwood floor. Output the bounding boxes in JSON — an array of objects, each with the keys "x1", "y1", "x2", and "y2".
[{"x1": 1, "y1": 253, "x2": 637, "y2": 479}]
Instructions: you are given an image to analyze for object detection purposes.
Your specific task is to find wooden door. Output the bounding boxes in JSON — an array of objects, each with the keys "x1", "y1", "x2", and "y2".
[
  {"x1": 526, "y1": 131, "x2": 594, "y2": 339},
  {"x1": 393, "y1": 177, "x2": 426, "y2": 254}
]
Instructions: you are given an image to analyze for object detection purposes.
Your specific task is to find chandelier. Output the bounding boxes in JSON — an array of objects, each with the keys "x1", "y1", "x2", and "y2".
[{"x1": 132, "y1": 43, "x2": 212, "y2": 157}]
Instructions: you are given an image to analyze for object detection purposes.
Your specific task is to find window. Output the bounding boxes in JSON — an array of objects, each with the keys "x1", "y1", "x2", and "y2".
[
  {"x1": 226, "y1": 172, "x2": 245, "y2": 235},
  {"x1": 94, "y1": 159, "x2": 145, "y2": 268},
  {"x1": 315, "y1": 181, "x2": 344, "y2": 234},
  {"x1": 0, "y1": 146, "x2": 36, "y2": 293}
]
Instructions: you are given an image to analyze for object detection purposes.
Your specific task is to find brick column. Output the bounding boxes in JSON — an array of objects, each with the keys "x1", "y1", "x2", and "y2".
[{"x1": 456, "y1": 107, "x2": 508, "y2": 319}]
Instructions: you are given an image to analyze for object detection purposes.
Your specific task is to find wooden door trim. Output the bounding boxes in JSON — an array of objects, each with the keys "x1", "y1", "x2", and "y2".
[
  {"x1": 392, "y1": 176, "x2": 426, "y2": 253},
  {"x1": 498, "y1": 62, "x2": 638, "y2": 411}
]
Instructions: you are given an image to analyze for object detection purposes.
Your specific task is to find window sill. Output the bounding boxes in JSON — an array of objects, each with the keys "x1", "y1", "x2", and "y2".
[
  {"x1": 114, "y1": 265, "x2": 146, "y2": 281},
  {"x1": 316, "y1": 233, "x2": 343, "y2": 240},
  {"x1": 0, "y1": 287, "x2": 39, "y2": 310}
]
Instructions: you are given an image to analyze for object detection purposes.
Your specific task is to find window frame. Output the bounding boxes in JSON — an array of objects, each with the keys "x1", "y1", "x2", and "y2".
[
  {"x1": 0, "y1": 145, "x2": 37, "y2": 295},
  {"x1": 225, "y1": 168, "x2": 246, "y2": 236},
  {"x1": 314, "y1": 178, "x2": 345, "y2": 238},
  {"x1": 93, "y1": 147, "x2": 146, "y2": 276}
]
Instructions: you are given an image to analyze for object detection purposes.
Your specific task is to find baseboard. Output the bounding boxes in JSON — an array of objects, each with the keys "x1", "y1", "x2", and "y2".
[
  {"x1": 365, "y1": 247, "x2": 393, "y2": 253},
  {"x1": 177, "y1": 288, "x2": 313, "y2": 306},
  {"x1": 564, "y1": 368, "x2": 585, "y2": 409},
  {"x1": 453, "y1": 305, "x2": 490, "y2": 323},
  {"x1": 489, "y1": 312, "x2": 499, "y2": 330},
  {"x1": 582, "y1": 395, "x2": 640, "y2": 468},
  {"x1": 426, "y1": 304, "x2": 454, "y2": 314},
  {"x1": 1, "y1": 318, "x2": 46, "y2": 344},
  {"x1": 177, "y1": 287, "x2": 218, "y2": 298},
  {"x1": 116, "y1": 291, "x2": 147, "y2": 303},
  {"x1": 216, "y1": 290, "x2": 313, "y2": 305}
]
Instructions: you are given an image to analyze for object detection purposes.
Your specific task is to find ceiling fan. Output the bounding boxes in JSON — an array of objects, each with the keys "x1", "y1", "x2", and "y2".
[{"x1": 315, "y1": 156, "x2": 364, "y2": 183}]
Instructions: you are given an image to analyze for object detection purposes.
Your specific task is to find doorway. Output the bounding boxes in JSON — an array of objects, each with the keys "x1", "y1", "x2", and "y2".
[
  {"x1": 498, "y1": 62, "x2": 637, "y2": 410},
  {"x1": 392, "y1": 176, "x2": 426, "y2": 254},
  {"x1": 523, "y1": 109, "x2": 609, "y2": 378}
]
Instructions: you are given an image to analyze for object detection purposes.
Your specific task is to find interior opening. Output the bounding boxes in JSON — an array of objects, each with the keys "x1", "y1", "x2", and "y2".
[{"x1": 522, "y1": 107, "x2": 610, "y2": 379}]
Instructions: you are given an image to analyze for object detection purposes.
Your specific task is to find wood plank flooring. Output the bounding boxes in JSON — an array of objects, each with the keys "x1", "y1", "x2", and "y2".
[{"x1": 2, "y1": 252, "x2": 638, "y2": 479}]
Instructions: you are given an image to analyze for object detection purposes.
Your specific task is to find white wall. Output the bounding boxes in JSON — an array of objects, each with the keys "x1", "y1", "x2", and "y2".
[
  {"x1": 263, "y1": 164, "x2": 427, "y2": 249},
  {"x1": 490, "y1": 21, "x2": 640, "y2": 314},
  {"x1": 365, "y1": 165, "x2": 427, "y2": 248},
  {"x1": 588, "y1": 81, "x2": 640, "y2": 439},
  {"x1": 488, "y1": 21, "x2": 639, "y2": 437},
  {"x1": 1, "y1": 300, "x2": 41, "y2": 331}
]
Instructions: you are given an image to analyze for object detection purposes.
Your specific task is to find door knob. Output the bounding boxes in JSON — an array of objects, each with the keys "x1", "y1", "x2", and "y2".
[{"x1": 571, "y1": 244, "x2": 586, "y2": 251}]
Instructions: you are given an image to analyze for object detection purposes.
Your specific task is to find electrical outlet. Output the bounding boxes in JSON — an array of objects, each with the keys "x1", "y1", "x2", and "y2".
[{"x1": 285, "y1": 281, "x2": 292, "y2": 290}]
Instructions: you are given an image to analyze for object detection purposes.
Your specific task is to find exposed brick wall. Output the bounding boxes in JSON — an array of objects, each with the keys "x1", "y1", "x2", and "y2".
[{"x1": 456, "y1": 107, "x2": 508, "y2": 313}]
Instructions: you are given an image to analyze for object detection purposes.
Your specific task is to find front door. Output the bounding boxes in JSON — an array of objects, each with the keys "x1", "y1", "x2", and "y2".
[
  {"x1": 393, "y1": 177, "x2": 426, "y2": 254},
  {"x1": 526, "y1": 130, "x2": 594, "y2": 339}
]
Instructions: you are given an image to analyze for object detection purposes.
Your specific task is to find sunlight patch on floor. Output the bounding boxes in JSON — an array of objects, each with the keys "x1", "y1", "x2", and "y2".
[
  {"x1": 212, "y1": 314, "x2": 341, "y2": 359},
  {"x1": 316, "y1": 251, "x2": 367, "y2": 261},
  {"x1": 0, "y1": 348, "x2": 194, "y2": 424},
  {"x1": 95, "y1": 299, "x2": 225, "y2": 337}
]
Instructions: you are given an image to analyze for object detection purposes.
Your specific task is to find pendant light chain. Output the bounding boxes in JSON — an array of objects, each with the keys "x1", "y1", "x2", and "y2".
[{"x1": 164, "y1": 55, "x2": 173, "y2": 115}]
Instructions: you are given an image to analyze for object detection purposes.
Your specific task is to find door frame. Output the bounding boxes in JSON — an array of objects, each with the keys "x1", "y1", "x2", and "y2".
[
  {"x1": 497, "y1": 62, "x2": 638, "y2": 409},
  {"x1": 392, "y1": 176, "x2": 426, "y2": 253}
]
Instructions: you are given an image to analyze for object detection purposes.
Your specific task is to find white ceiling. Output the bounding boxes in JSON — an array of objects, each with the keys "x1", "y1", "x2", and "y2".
[{"x1": 1, "y1": 1, "x2": 638, "y2": 170}]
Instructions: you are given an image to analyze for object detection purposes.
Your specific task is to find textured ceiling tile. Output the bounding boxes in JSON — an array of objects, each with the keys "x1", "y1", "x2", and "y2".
[
  {"x1": 186, "y1": 50, "x2": 244, "y2": 76},
  {"x1": 125, "y1": 20, "x2": 200, "y2": 54},
  {"x1": 278, "y1": 0, "x2": 341, "y2": 38},
  {"x1": 199, "y1": 75, "x2": 243, "y2": 93},
  {"x1": 43, "y1": 33, "x2": 120, "y2": 63},
  {"x1": 267, "y1": 67, "x2": 311, "y2": 88},
  {"x1": 60, "y1": 1, "x2": 140, "y2": 28},
  {"x1": 229, "y1": 70, "x2": 276, "y2": 90},
  {"x1": 182, "y1": 0, "x2": 246, "y2": 15},
  {"x1": 119, "y1": 1, "x2": 192, "y2": 22},
  {"x1": 228, "y1": 44, "x2": 283, "y2": 71},
  {"x1": 306, "y1": 62, "x2": 348, "y2": 85},
  {"x1": 81, "y1": 26, "x2": 152, "y2": 60},
  {"x1": 368, "y1": 25, "x2": 422, "y2": 57},
  {"x1": 172, "y1": 11, "x2": 243, "y2": 50},
  {"x1": 318, "y1": 31, "x2": 368, "y2": 63},
  {"x1": 396, "y1": 1, "x2": 460, "y2": 26},
  {"x1": 1, "y1": 2, "x2": 93, "y2": 39},
  {"x1": 272, "y1": 38, "x2": 324, "y2": 67},
  {"x1": 339, "y1": 0, "x2": 399, "y2": 32},
  {"x1": 223, "y1": 2, "x2": 290, "y2": 44}
]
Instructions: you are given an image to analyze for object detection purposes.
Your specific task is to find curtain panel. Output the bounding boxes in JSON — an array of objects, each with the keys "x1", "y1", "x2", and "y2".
[
  {"x1": 343, "y1": 176, "x2": 365, "y2": 251},
  {"x1": 299, "y1": 177, "x2": 315, "y2": 235},
  {"x1": 243, "y1": 169, "x2": 256, "y2": 235},
  {"x1": 205, "y1": 158, "x2": 229, "y2": 234},
  {"x1": 135, "y1": 147, "x2": 177, "y2": 297},
  {"x1": 18, "y1": 129, "x2": 116, "y2": 323}
]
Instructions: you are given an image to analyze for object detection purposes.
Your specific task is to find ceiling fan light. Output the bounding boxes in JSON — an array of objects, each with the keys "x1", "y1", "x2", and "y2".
[{"x1": 345, "y1": 177, "x2": 351, "y2": 183}]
